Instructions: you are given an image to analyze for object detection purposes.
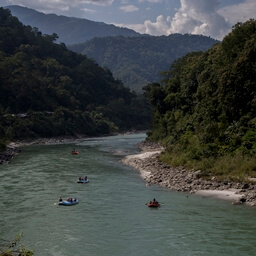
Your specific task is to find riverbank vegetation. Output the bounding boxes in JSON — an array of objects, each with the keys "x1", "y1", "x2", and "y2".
[
  {"x1": 0, "y1": 8, "x2": 151, "y2": 150},
  {"x1": 144, "y1": 20, "x2": 256, "y2": 182},
  {"x1": 0, "y1": 233, "x2": 33, "y2": 256}
]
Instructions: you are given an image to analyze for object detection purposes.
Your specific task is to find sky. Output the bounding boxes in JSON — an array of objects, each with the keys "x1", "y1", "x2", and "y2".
[{"x1": 0, "y1": 0, "x2": 256, "y2": 40}]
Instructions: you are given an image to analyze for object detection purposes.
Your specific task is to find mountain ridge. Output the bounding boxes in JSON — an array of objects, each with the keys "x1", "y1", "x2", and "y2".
[
  {"x1": 4, "y1": 5, "x2": 141, "y2": 44},
  {"x1": 69, "y1": 34, "x2": 219, "y2": 92},
  {"x1": 3, "y1": 5, "x2": 219, "y2": 92}
]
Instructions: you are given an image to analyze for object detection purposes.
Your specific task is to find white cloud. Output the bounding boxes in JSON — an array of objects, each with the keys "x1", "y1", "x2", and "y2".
[
  {"x1": 131, "y1": 0, "x2": 256, "y2": 40},
  {"x1": 219, "y1": 0, "x2": 256, "y2": 25},
  {"x1": 129, "y1": 0, "x2": 233, "y2": 39},
  {"x1": 144, "y1": 15, "x2": 171, "y2": 35},
  {"x1": 120, "y1": 5, "x2": 139, "y2": 12},
  {"x1": 138, "y1": 0, "x2": 162, "y2": 3},
  {"x1": 167, "y1": 0, "x2": 230, "y2": 40},
  {"x1": 80, "y1": 0, "x2": 114, "y2": 6},
  {"x1": 82, "y1": 7, "x2": 96, "y2": 13}
]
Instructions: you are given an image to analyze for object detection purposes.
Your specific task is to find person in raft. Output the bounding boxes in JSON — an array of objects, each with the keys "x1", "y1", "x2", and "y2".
[
  {"x1": 153, "y1": 198, "x2": 158, "y2": 205},
  {"x1": 59, "y1": 197, "x2": 62, "y2": 202},
  {"x1": 84, "y1": 176, "x2": 87, "y2": 180}
]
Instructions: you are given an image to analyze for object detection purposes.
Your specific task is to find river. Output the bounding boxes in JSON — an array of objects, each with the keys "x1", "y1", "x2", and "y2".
[{"x1": 1, "y1": 133, "x2": 256, "y2": 256}]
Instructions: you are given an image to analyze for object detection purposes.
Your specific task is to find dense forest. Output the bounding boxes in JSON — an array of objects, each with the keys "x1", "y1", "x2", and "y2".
[
  {"x1": 0, "y1": 7, "x2": 151, "y2": 150},
  {"x1": 144, "y1": 19, "x2": 256, "y2": 181},
  {"x1": 69, "y1": 34, "x2": 218, "y2": 93}
]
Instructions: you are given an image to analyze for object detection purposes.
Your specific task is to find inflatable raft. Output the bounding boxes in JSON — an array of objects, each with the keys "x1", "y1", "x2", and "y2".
[
  {"x1": 147, "y1": 202, "x2": 160, "y2": 208},
  {"x1": 77, "y1": 179, "x2": 89, "y2": 184},
  {"x1": 58, "y1": 200, "x2": 79, "y2": 206}
]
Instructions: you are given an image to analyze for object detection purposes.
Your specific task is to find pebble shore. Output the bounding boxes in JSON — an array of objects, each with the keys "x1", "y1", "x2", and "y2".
[{"x1": 121, "y1": 141, "x2": 256, "y2": 206}]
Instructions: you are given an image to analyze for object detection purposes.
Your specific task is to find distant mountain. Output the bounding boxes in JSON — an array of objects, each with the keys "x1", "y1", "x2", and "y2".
[
  {"x1": 69, "y1": 34, "x2": 219, "y2": 93},
  {"x1": 4, "y1": 5, "x2": 219, "y2": 93},
  {"x1": 4, "y1": 5, "x2": 140, "y2": 45}
]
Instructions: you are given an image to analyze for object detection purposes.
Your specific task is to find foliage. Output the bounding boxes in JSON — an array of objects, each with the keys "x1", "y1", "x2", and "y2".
[
  {"x1": 0, "y1": 233, "x2": 33, "y2": 256},
  {"x1": 0, "y1": 7, "x2": 151, "y2": 146},
  {"x1": 69, "y1": 34, "x2": 219, "y2": 93},
  {"x1": 144, "y1": 20, "x2": 256, "y2": 181}
]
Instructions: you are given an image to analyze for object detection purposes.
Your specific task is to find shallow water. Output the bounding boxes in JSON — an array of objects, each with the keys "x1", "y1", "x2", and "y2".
[{"x1": 1, "y1": 133, "x2": 256, "y2": 256}]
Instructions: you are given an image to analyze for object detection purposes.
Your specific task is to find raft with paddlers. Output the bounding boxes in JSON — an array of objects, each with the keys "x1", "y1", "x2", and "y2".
[
  {"x1": 77, "y1": 178, "x2": 89, "y2": 183},
  {"x1": 77, "y1": 176, "x2": 89, "y2": 183},
  {"x1": 71, "y1": 149, "x2": 79, "y2": 155},
  {"x1": 147, "y1": 198, "x2": 160, "y2": 207},
  {"x1": 58, "y1": 197, "x2": 79, "y2": 206}
]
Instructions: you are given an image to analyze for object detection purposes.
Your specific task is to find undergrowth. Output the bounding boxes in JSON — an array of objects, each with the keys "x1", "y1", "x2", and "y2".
[{"x1": 160, "y1": 151, "x2": 256, "y2": 182}]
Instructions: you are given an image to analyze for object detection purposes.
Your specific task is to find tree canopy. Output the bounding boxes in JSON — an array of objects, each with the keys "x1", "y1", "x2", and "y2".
[
  {"x1": 0, "y1": 7, "x2": 151, "y2": 148},
  {"x1": 144, "y1": 19, "x2": 256, "y2": 181}
]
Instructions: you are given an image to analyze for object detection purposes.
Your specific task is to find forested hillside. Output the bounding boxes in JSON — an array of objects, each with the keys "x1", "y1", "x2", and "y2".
[
  {"x1": 0, "y1": 8, "x2": 151, "y2": 149},
  {"x1": 144, "y1": 20, "x2": 256, "y2": 181},
  {"x1": 69, "y1": 35, "x2": 218, "y2": 93},
  {"x1": 4, "y1": 5, "x2": 140, "y2": 45},
  {"x1": 4, "y1": 5, "x2": 219, "y2": 94}
]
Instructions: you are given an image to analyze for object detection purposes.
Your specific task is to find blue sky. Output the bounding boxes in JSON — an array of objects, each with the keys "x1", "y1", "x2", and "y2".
[{"x1": 0, "y1": 0, "x2": 255, "y2": 40}]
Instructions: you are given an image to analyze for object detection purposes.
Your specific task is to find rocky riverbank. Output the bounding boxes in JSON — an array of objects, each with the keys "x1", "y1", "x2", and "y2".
[
  {"x1": 121, "y1": 141, "x2": 256, "y2": 206},
  {"x1": 0, "y1": 145, "x2": 21, "y2": 164}
]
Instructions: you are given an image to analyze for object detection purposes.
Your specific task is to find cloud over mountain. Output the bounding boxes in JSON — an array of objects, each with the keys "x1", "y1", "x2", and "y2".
[
  {"x1": 143, "y1": 0, "x2": 231, "y2": 40},
  {"x1": 1, "y1": 0, "x2": 255, "y2": 40}
]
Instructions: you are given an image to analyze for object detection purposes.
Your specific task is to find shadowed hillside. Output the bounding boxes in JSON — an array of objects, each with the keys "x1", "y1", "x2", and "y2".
[{"x1": 0, "y1": 7, "x2": 151, "y2": 149}]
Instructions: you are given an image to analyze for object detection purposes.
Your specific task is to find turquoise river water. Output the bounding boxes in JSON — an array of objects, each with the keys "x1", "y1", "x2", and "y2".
[{"x1": 0, "y1": 133, "x2": 256, "y2": 256}]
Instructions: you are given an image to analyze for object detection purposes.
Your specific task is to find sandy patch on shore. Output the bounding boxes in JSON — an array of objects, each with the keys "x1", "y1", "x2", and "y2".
[
  {"x1": 122, "y1": 150, "x2": 161, "y2": 179},
  {"x1": 124, "y1": 151, "x2": 162, "y2": 160},
  {"x1": 195, "y1": 189, "x2": 243, "y2": 201}
]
